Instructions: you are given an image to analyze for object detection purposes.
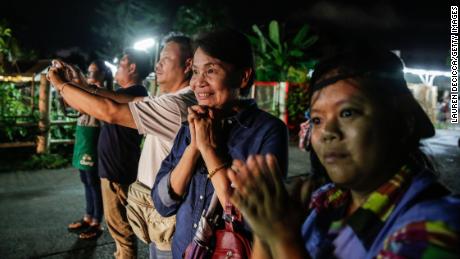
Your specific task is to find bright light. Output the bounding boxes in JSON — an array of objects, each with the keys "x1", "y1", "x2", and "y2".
[
  {"x1": 113, "y1": 57, "x2": 119, "y2": 63},
  {"x1": 403, "y1": 68, "x2": 451, "y2": 77},
  {"x1": 403, "y1": 67, "x2": 451, "y2": 86},
  {"x1": 104, "y1": 61, "x2": 117, "y2": 76},
  {"x1": 133, "y1": 38, "x2": 156, "y2": 51},
  {"x1": 0, "y1": 75, "x2": 33, "y2": 82}
]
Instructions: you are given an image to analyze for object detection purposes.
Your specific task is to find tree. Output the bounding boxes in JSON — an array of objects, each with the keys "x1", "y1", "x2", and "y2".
[
  {"x1": 248, "y1": 20, "x2": 318, "y2": 82},
  {"x1": 0, "y1": 20, "x2": 37, "y2": 74},
  {"x1": 173, "y1": 0, "x2": 232, "y2": 36},
  {"x1": 0, "y1": 20, "x2": 20, "y2": 74},
  {"x1": 248, "y1": 21, "x2": 318, "y2": 133},
  {"x1": 92, "y1": 0, "x2": 167, "y2": 60},
  {"x1": 0, "y1": 22, "x2": 12, "y2": 72}
]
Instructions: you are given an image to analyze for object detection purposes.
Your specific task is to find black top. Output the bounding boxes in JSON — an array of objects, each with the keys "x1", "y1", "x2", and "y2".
[{"x1": 98, "y1": 84, "x2": 148, "y2": 184}]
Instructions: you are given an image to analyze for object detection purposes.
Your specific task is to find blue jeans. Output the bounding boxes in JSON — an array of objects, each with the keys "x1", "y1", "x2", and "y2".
[
  {"x1": 149, "y1": 243, "x2": 172, "y2": 259},
  {"x1": 79, "y1": 169, "x2": 103, "y2": 222}
]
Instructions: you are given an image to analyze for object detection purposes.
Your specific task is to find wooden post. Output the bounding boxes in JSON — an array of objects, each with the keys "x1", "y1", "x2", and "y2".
[{"x1": 36, "y1": 73, "x2": 50, "y2": 154}]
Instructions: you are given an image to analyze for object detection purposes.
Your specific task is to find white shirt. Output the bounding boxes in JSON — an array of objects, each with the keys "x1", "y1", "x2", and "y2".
[{"x1": 128, "y1": 86, "x2": 196, "y2": 188}]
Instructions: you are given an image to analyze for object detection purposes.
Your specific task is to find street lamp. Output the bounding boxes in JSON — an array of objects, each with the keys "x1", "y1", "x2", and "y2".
[
  {"x1": 133, "y1": 37, "x2": 161, "y2": 94},
  {"x1": 104, "y1": 61, "x2": 117, "y2": 76},
  {"x1": 133, "y1": 38, "x2": 156, "y2": 51},
  {"x1": 133, "y1": 37, "x2": 159, "y2": 71}
]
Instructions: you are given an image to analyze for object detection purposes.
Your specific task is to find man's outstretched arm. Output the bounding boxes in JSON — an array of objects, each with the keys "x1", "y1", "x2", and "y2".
[{"x1": 48, "y1": 71, "x2": 137, "y2": 129}]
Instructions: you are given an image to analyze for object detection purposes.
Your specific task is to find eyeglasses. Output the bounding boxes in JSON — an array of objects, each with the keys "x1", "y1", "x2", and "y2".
[{"x1": 87, "y1": 71, "x2": 98, "y2": 78}]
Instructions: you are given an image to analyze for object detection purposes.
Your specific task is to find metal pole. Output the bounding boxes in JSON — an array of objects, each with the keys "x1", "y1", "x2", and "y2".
[{"x1": 152, "y1": 39, "x2": 161, "y2": 96}]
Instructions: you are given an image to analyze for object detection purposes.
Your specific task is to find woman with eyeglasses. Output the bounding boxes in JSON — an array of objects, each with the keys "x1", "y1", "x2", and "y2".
[{"x1": 67, "y1": 60, "x2": 112, "y2": 239}]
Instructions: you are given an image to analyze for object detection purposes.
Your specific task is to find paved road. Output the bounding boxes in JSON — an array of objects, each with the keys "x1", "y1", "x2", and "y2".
[
  {"x1": 421, "y1": 129, "x2": 460, "y2": 193},
  {"x1": 0, "y1": 129, "x2": 458, "y2": 259},
  {"x1": 0, "y1": 166, "x2": 149, "y2": 259}
]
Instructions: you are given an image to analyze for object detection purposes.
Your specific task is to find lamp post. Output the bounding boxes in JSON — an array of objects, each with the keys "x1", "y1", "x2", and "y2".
[
  {"x1": 133, "y1": 37, "x2": 158, "y2": 68},
  {"x1": 133, "y1": 38, "x2": 156, "y2": 51},
  {"x1": 133, "y1": 37, "x2": 159, "y2": 94}
]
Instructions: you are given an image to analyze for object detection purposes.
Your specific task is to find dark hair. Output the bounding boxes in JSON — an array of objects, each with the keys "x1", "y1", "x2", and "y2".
[
  {"x1": 123, "y1": 48, "x2": 152, "y2": 80},
  {"x1": 90, "y1": 59, "x2": 113, "y2": 90},
  {"x1": 308, "y1": 48, "x2": 435, "y2": 170},
  {"x1": 309, "y1": 48, "x2": 407, "y2": 96},
  {"x1": 163, "y1": 33, "x2": 193, "y2": 79},
  {"x1": 194, "y1": 28, "x2": 255, "y2": 96}
]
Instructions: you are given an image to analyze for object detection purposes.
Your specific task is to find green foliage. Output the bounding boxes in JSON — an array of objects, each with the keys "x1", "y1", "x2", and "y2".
[
  {"x1": 0, "y1": 20, "x2": 72, "y2": 171},
  {"x1": 173, "y1": 0, "x2": 231, "y2": 36},
  {"x1": 0, "y1": 82, "x2": 76, "y2": 143},
  {"x1": 0, "y1": 82, "x2": 37, "y2": 141},
  {"x1": 0, "y1": 20, "x2": 37, "y2": 73},
  {"x1": 0, "y1": 82, "x2": 74, "y2": 171},
  {"x1": 0, "y1": 20, "x2": 13, "y2": 74},
  {"x1": 286, "y1": 84, "x2": 309, "y2": 129},
  {"x1": 93, "y1": 0, "x2": 167, "y2": 60},
  {"x1": 23, "y1": 153, "x2": 71, "y2": 169},
  {"x1": 49, "y1": 93, "x2": 76, "y2": 140},
  {"x1": 0, "y1": 82, "x2": 32, "y2": 117},
  {"x1": 0, "y1": 25, "x2": 12, "y2": 53},
  {"x1": 248, "y1": 20, "x2": 318, "y2": 82}
]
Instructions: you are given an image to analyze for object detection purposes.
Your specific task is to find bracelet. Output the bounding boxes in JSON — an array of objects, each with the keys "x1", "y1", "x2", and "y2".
[
  {"x1": 208, "y1": 163, "x2": 228, "y2": 179},
  {"x1": 58, "y1": 82, "x2": 72, "y2": 93}
]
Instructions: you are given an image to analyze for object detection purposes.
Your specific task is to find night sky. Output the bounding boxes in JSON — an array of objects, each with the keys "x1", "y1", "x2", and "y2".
[{"x1": 2, "y1": 0, "x2": 453, "y2": 70}]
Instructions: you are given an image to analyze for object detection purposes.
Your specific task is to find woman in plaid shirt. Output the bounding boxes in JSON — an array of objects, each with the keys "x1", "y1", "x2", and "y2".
[{"x1": 228, "y1": 48, "x2": 460, "y2": 259}]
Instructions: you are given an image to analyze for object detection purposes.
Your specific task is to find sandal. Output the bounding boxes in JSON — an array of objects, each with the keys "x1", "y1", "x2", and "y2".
[
  {"x1": 79, "y1": 224, "x2": 103, "y2": 240},
  {"x1": 68, "y1": 219, "x2": 91, "y2": 233}
]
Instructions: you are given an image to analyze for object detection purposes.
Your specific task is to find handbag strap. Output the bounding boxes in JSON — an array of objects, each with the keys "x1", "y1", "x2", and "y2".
[
  {"x1": 223, "y1": 202, "x2": 245, "y2": 232},
  {"x1": 205, "y1": 192, "x2": 244, "y2": 231}
]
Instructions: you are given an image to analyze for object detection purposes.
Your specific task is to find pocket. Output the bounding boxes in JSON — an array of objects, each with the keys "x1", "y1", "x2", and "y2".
[
  {"x1": 126, "y1": 183, "x2": 152, "y2": 244},
  {"x1": 127, "y1": 181, "x2": 176, "y2": 249},
  {"x1": 126, "y1": 203, "x2": 150, "y2": 244},
  {"x1": 147, "y1": 206, "x2": 176, "y2": 247}
]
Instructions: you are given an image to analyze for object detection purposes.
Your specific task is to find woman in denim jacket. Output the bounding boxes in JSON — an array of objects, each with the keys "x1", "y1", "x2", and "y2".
[{"x1": 152, "y1": 29, "x2": 289, "y2": 259}]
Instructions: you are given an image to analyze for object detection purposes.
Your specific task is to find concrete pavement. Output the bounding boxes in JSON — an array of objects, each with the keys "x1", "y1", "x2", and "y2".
[{"x1": 0, "y1": 167, "x2": 149, "y2": 259}]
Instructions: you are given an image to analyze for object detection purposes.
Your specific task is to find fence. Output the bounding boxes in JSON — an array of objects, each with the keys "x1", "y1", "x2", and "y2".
[
  {"x1": 0, "y1": 73, "x2": 76, "y2": 153},
  {"x1": 1, "y1": 78, "x2": 338, "y2": 152},
  {"x1": 252, "y1": 81, "x2": 310, "y2": 135}
]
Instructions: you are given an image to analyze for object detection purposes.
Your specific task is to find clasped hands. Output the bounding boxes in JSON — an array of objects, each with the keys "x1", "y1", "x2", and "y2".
[
  {"x1": 187, "y1": 105, "x2": 220, "y2": 155},
  {"x1": 227, "y1": 154, "x2": 304, "y2": 246}
]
